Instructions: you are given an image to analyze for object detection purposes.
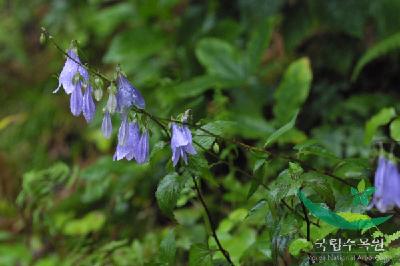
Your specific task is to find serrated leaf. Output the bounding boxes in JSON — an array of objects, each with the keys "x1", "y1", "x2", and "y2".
[
  {"x1": 273, "y1": 57, "x2": 312, "y2": 125},
  {"x1": 265, "y1": 111, "x2": 298, "y2": 147},
  {"x1": 365, "y1": 107, "x2": 396, "y2": 144},
  {"x1": 194, "y1": 121, "x2": 236, "y2": 149},
  {"x1": 155, "y1": 173, "x2": 186, "y2": 218},
  {"x1": 189, "y1": 244, "x2": 212, "y2": 266},
  {"x1": 294, "y1": 140, "x2": 339, "y2": 161},
  {"x1": 159, "y1": 229, "x2": 176, "y2": 265}
]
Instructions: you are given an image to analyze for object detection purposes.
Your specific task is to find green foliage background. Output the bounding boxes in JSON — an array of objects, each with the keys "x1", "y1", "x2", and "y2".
[{"x1": 1, "y1": 0, "x2": 400, "y2": 265}]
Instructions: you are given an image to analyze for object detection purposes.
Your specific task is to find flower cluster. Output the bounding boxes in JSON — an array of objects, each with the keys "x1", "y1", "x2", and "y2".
[
  {"x1": 55, "y1": 49, "x2": 196, "y2": 166},
  {"x1": 54, "y1": 50, "x2": 95, "y2": 122},
  {"x1": 370, "y1": 155, "x2": 400, "y2": 212}
]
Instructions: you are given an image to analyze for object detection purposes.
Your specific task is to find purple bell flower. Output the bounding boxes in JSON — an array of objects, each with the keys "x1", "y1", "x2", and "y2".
[
  {"x1": 54, "y1": 49, "x2": 89, "y2": 94},
  {"x1": 116, "y1": 73, "x2": 145, "y2": 112},
  {"x1": 170, "y1": 123, "x2": 196, "y2": 166},
  {"x1": 114, "y1": 121, "x2": 139, "y2": 161},
  {"x1": 135, "y1": 130, "x2": 149, "y2": 164},
  {"x1": 117, "y1": 113, "x2": 129, "y2": 146},
  {"x1": 370, "y1": 156, "x2": 400, "y2": 212},
  {"x1": 101, "y1": 111, "x2": 112, "y2": 139},
  {"x1": 70, "y1": 83, "x2": 83, "y2": 116},
  {"x1": 83, "y1": 85, "x2": 96, "y2": 122}
]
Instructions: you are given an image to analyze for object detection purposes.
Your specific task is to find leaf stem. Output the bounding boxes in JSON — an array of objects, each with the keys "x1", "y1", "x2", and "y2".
[{"x1": 191, "y1": 174, "x2": 235, "y2": 266}]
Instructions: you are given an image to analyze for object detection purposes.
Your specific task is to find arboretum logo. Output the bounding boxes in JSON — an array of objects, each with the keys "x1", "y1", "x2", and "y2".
[{"x1": 298, "y1": 187, "x2": 392, "y2": 230}]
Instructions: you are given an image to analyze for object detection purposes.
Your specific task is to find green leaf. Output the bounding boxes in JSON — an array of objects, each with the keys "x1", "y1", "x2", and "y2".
[
  {"x1": 246, "y1": 199, "x2": 267, "y2": 219},
  {"x1": 194, "y1": 121, "x2": 236, "y2": 149},
  {"x1": 364, "y1": 187, "x2": 375, "y2": 196},
  {"x1": 357, "y1": 179, "x2": 366, "y2": 192},
  {"x1": 294, "y1": 140, "x2": 339, "y2": 161},
  {"x1": 253, "y1": 159, "x2": 266, "y2": 173},
  {"x1": 360, "y1": 194, "x2": 369, "y2": 206},
  {"x1": 273, "y1": 57, "x2": 312, "y2": 124},
  {"x1": 155, "y1": 173, "x2": 186, "y2": 218},
  {"x1": 351, "y1": 187, "x2": 358, "y2": 196},
  {"x1": 298, "y1": 190, "x2": 392, "y2": 230},
  {"x1": 390, "y1": 117, "x2": 400, "y2": 141},
  {"x1": 352, "y1": 32, "x2": 400, "y2": 81},
  {"x1": 189, "y1": 244, "x2": 212, "y2": 266},
  {"x1": 288, "y1": 238, "x2": 312, "y2": 256},
  {"x1": 170, "y1": 75, "x2": 221, "y2": 98},
  {"x1": 264, "y1": 111, "x2": 298, "y2": 147},
  {"x1": 245, "y1": 17, "x2": 276, "y2": 74},
  {"x1": 63, "y1": 211, "x2": 106, "y2": 236},
  {"x1": 364, "y1": 107, "x2": 396, "y2": 144},
  {"x1": 195, "y1": 38, "x2": 245, "y2": 84},
  {"x1": 333, "y1": 158, "x2": 370, "y2": 179},
  {"x1": 159, "y1": 229, "x2": 176, "y2": 265},
  {"x1": 247, "y1": 176, "x2": 262, "y2": 200}
]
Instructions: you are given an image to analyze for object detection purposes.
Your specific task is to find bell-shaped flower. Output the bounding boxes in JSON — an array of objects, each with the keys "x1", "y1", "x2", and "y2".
[
  {"x1": 113, "y1": 121, "x2": 140, "y2": 161},
  {"x1": 170, "y1": 123, "x2": 196, "y2": 166},
  {"x1": 54, "y1": 49, "x2": 89, "y2": 94},
  {"x1": 83, "y1": 85, "x2": 96, "y2": 122},
  {"x1": 101, "y1": 111, "x2": 112, "y2": 139},
  {"x1": 135, "y1": 130, "x2": 149, "y2": 164},
  {"x1": 116, "y1": 73, "x2": 145, "y2": 112},
  {"x1": 370, "y1": 156, "x2": 400, "y2": 212},
  {"x1": 70, "y1": 83, "x2": 83, "y2": 116}
]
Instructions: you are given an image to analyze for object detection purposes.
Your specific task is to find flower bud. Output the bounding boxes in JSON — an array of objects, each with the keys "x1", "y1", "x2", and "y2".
[
  {"x1": 73, "y1": 72, "x2": 81, "y2": 84},
  {"x1": 94, "y1": 88, "x2": 103, "y2": 101},
  {"x1": 39, "y1": 32, "x2": 46, "y2": 45},
  {"x1": 212, "y1": 142, "x2": 220, "y2": 154},
  {"x1": 94, "y1": 77, "x2": 103, "y2": 89},
  {"x1": 106, "y1": 93, "x2": 117, "y2": 114}
]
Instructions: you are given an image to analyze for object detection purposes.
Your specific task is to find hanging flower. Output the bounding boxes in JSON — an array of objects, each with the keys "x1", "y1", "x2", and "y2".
[
  {"x1": 135, "y1": 130, "x2": 149, "y2": 164},
  {"x1": 83, "y1": 85, "x2": 96, "y2": 122},
  {"x1": 114, "y1": 120, "x2": 140, "y2": 161},
  {"x1": 54, "y1": 49, "x2": 89, "y2": 94},
  {"x1": 170, "y1": 122, "x2": 196, "y2": 166},
  {"x1": 70, "y1": 82, "x2": 83, "y2": 116},
  {"x1": 370, "y1": 156, "x2": 400, "y2": 212},
  {"x1": 116, "y1": 73, "x2": 145, "y2": 112}
]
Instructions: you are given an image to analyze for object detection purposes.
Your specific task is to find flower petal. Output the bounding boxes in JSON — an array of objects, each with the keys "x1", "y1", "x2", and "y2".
[
  {"x1": 83, "y1": 86, "x2": 96, "y2": 122},
  {"x1": 70, "y1": 84, "x2": 83, "y2": 116},
  {"x1": 116, "y1": 74, "x2": 145, "y2": 111}
]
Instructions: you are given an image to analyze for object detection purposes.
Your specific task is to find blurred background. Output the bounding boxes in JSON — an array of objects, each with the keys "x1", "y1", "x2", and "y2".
[{"x1": 1, "y1": 0, "x2": 400, "y2": 265}]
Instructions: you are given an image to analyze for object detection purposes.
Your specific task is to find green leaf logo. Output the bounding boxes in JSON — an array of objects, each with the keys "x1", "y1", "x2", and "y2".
[
  {"x1": 351, "y1": 186, "x2": 375, "y2": 207},
  {"x1": 298, "y1": 189, "x2": 391, "y2": 230}
]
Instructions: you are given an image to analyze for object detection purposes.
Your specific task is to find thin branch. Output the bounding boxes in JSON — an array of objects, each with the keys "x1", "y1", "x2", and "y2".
[
  {"x1": 301, "y1": 201, "x2": 311, "y2": 242},
  {"x1": 281, "y1": 200, "x2": 319, "y2": 227},
  {"x1": 42, "y1": 28, "x2": 112, "y2": 85},
  {"x1": 45, "y1": 29, "x2": 353, "y2": 188},
  {"x1": 191, "y1": 174, "x2": 235, "y2": 266}
]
